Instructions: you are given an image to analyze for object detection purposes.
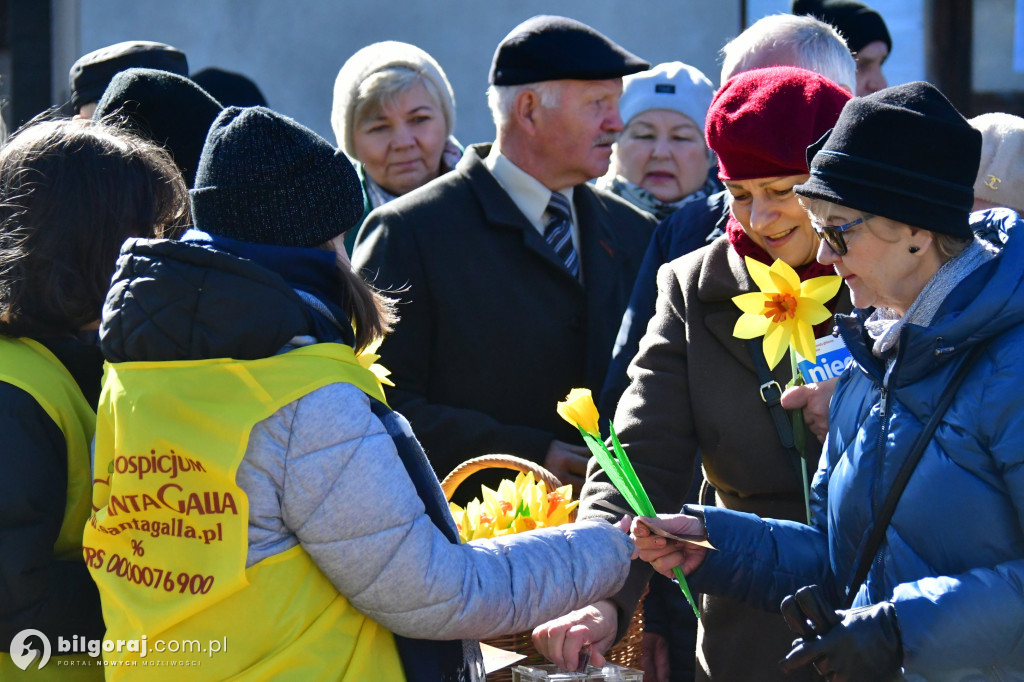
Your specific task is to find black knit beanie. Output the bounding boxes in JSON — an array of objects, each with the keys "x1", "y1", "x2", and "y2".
[
  {"x1": 191, "y1": 67, "x2": 268, "y2": 108},
  {"x1": 190, "y1": 107, "x2": 363, "y2": 247},
  {"x1": 95, "y1": 68, "x2": 223, "y2": 187},
  {"x1": 792, "y1": 0, "x2": 892, "y2": 54},
  {"x1": 795, "y1": 82, "x2": 981, "y2": 238}
]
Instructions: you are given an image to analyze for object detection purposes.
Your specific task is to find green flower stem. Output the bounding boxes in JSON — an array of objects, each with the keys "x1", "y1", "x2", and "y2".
[
  {"x1": 789, "y1": 351, "x2": 811, "y2": 524},
  {"x1": 578, "y1": 425, "x2": 700, "y2": 619}
]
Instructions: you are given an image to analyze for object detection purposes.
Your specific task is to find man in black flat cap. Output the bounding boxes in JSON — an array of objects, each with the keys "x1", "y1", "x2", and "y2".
[
  {"x1": 353, "y1": 15, "x2": 656, "y2": 497},
  {"x1": 68, "y1": 40, "x2": 189, "y2": 118}
]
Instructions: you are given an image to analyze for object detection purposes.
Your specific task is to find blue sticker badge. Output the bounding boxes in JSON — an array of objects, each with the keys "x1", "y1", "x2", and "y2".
[{"x1": 795, "y1": 335, "x2": 853, "y2": 384}]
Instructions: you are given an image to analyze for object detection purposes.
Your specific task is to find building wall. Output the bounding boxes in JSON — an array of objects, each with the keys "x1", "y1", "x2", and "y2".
[
  {"x1": 50, "y1": 1, "x2": 926, "y2": 147},
  {"x1": 62, "y1": 1, "x2": 739, "y2": 146}
]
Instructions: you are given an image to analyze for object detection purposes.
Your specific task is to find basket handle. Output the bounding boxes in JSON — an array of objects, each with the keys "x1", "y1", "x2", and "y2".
[{"x1": 441, "y1": 454, "x2": 564, "y2": 502}]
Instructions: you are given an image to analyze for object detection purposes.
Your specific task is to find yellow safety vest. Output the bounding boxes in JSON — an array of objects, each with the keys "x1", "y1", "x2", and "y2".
[
  {"x1": 0, "y1": 337, "x2": 102, "y2": 680},
  {"x1": 84, "y1": 344, "x2": 405, "y2": 681}
]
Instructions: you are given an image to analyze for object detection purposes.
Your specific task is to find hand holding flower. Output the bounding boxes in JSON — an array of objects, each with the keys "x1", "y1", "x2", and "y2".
[
  {"x1": 556, "y1": 388, "x2": 700, "y2": 618},
  {"x1": 731, "y1": 256, "x2": 841, "y2": 522},
  {"x1": 631, "y1": 515, "x2": 709, "y2": 578},
  {"x1": 781, "y1": 377, "x2": 838, "y2": 443}
]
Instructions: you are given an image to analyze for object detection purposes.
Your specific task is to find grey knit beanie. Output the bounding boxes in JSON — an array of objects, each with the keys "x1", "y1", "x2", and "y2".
[
  {"x1": 331, "y1": 41, "x2": 455, "y2": 157},
  {"x1": 618, "y1": 61, "x2": 715, "y2": 132},
  {"x1": 190, "y1": 106, "x2": 363, "y2": 247}
]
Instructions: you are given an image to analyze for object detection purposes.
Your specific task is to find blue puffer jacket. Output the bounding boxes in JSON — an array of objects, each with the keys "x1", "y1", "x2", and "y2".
[{"x1": 688, "y1": 209, "x2": 1024, "y2": 681}]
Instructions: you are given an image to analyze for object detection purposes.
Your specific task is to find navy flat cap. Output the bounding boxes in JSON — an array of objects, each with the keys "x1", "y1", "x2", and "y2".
[{"x1": 489, "y1": 15, "x2": 649, "y2": 85}]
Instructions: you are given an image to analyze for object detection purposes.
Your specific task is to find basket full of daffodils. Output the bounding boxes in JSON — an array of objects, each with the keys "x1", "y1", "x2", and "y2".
[{"x1": 441, "y1": 453, "x2": 644, "y2": 680}]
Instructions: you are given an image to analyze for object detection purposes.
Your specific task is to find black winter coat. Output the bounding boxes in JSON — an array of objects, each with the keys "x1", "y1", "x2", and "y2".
[
  {"x1": 352, "y1": 144, "x2": 655, "y2": 482},
  {"x1": 0, "y1": 336, "x2": 105, "y2": 651}
]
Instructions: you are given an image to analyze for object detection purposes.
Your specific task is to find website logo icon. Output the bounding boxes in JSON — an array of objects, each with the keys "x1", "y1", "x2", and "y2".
[{"x1": 9, "y1": 629, "x2": 51, "y2": 670}]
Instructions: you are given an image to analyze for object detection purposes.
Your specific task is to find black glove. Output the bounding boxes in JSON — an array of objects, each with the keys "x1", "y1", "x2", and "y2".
[{"x1": 778, "y1": 585, "x2": 903, "y2": 681}]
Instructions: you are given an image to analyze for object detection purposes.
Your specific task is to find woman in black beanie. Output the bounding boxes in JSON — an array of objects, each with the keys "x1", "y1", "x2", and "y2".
[{"x1": 631, "y1": 81, "x2": 1024, "y2": 681}]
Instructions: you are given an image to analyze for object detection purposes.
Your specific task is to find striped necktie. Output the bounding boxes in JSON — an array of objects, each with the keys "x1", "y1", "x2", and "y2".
[{"x1": 544, "y1": 191, "x2": 579, "y2": 278}]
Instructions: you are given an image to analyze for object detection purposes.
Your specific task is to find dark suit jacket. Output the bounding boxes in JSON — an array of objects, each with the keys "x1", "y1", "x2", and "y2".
[{"x1": 352, "y1": 143, "x2": 656, "y2": 482}]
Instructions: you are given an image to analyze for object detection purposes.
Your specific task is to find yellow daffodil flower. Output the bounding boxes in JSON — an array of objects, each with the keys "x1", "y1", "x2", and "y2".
[
  {"x1": 732, "y1": 256, "x2": 842, "y2": 369},
  {"x1": 448, "y1": 472, "x2": 579, "y2": 543},
  {"x1": 356, "y1": 336, "x2": 395, "y2": 387},
  {"x1": 557, "y1": 388, "x2": 601, "y2": 437}
]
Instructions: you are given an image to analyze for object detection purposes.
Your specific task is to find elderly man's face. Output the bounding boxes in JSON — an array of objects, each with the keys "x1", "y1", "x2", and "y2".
[{"x1": 533, "y1": 79, "x2": 624, "y2": 187}]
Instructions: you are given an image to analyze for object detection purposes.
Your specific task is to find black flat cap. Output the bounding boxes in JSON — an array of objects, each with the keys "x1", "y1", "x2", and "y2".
[
  {"x1": 489, "y1": 15, "x2": 648, "y2": 85},
  {"x1": 70, "y1": 40, "x2": 188, "y2": 109},
  {"x1": 95, "y1": 68, "x2": 223, "y2": 187}
]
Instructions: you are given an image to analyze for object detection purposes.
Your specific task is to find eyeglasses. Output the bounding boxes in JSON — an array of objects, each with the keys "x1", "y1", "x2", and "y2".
[{"x1": 813, "y1": 216, "x2": 864, "y2": 256}]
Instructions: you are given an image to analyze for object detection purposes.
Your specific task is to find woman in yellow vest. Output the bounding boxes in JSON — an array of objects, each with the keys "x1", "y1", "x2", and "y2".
[
  {"x1": 85, "y1": 106, "x2": 635, "y2": 681},
  {"x1": 0, "y1": 119, "x2": 188, "y2": 679}
]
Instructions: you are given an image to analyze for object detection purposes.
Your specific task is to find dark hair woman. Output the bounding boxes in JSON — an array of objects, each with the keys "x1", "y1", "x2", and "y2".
[{"x1": 0, "y1": 118, "x2": 187, "y2": 676}]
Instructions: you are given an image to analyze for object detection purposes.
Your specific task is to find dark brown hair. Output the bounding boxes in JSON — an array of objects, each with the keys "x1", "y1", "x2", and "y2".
[
  {"x1": 318, "y1": 238, "x2": 397, "y2": 353},
  {"x1": 0, "y1": 117, "x2": 189, "y2": 337}
]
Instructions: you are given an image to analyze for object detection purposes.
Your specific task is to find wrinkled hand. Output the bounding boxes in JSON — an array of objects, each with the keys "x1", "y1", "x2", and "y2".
[
  {"x1": 545, "y1": 439, "x2": 590, "y2": 496},
  {"x1": 639, "y1": 631, "x2": 670, "y2": 682},
  {"x1": 779, "y1": 585, "x2": 902, "y2": 681},
  {"x1": 780, "y1": 377, "x2": 837, "y2": 443},
  {"x1": 630, "y1": 514, "x2": 708, "y2": 577},
  {"x1": 533, "y1": 600, "x2": 618, "y2": 671}
]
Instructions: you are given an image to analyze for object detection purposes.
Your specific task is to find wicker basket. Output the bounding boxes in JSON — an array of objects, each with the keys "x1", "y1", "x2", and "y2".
[{"x1": 441, "y1": 454, "x2": 644, "y2": 681}]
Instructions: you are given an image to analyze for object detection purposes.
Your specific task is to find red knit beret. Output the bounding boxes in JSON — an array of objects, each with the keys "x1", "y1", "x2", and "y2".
[{"x1": 706, "y1": 66, "x2": 851, "y2": 181}]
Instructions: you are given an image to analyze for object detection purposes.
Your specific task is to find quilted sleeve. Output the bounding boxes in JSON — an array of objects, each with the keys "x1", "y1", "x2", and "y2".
[{"x1": 277, "y1": 383, "x2": 633, "y2": 640}]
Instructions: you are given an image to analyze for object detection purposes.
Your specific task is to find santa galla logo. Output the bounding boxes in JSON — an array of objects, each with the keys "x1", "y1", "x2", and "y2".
[{"x1": 8, "y1": 629, "x2": 226, "y2": 669}]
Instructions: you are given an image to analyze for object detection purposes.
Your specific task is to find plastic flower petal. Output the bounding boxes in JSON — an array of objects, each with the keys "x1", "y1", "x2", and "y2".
[
  {"x1": 731, "y1": 256, "x2": 842, "y2": 368},
  {"x1": 557, "y1": 388, "x2": 601, "y2": 437},
  {"x1": 356, "y1": 337, "x2": 395, "y2": 387}
]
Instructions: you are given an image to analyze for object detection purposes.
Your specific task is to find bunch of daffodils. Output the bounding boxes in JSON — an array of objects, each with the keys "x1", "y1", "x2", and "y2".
[{"x1": 449, "y1": 472, "x2": 578, "y2": 543}]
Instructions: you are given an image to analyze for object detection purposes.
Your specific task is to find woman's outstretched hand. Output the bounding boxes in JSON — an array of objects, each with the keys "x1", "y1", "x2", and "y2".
[{"x1": 630, "y1": 514, "x2": 708, "y2": 577}]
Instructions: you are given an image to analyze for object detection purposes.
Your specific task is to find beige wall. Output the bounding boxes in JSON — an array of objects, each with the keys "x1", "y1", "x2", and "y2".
[
  {"x1": 56, "y1": 1, "x2": 739, "y2": 146},
  {"x1": 52, "y1": 0, "x2": 926, "y2": 146}
]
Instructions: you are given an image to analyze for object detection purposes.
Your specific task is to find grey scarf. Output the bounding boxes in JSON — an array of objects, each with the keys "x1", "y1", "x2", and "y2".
[
  {"x1": 597, "y1": 174, "x2": 715, "y2": 221},
  {"x1": 865, "y1": 237, "x2": 998, "y2": 358}
]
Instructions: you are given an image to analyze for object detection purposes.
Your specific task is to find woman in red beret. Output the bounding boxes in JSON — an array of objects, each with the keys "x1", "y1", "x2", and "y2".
[{"x1": 534, "y1": 66, "x2": 851, "y2": 682}]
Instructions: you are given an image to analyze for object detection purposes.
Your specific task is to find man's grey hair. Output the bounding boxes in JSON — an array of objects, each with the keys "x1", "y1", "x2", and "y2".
[
  {"x1": 720, "y1": 14, "x2": 856, "y2": 92},
  {"x1": 486, "y1": 81, "x2": 562, "y2": 130}
]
